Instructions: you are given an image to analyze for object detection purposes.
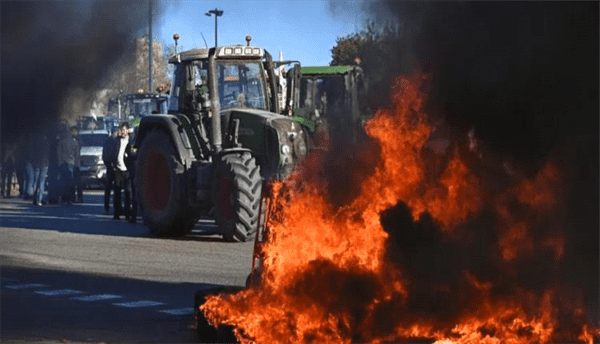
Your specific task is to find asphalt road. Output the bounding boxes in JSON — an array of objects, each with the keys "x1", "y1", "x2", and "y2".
[{"x1": 0, "y1": 190, "x2": 254, "y2": 343}]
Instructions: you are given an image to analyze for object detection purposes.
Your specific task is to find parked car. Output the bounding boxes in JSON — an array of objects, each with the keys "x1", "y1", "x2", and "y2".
[{"x1": 78, "y1": 129, "x2": 110, "y2": 189}]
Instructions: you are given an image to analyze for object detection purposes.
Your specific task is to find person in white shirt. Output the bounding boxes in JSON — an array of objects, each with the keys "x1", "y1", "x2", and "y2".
[{"x1": 109, "y1": 122, "x2": 131, "y2": 220}]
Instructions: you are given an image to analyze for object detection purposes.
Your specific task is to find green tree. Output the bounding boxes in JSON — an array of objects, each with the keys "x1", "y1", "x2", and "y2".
[{"x1": 330, "y1": 22, "x2": 416, "y2": 108}]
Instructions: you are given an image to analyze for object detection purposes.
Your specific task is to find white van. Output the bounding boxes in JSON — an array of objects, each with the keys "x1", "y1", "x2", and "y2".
[{"x1": 78, "y1": 129, "x2": 110, "y2": 188}]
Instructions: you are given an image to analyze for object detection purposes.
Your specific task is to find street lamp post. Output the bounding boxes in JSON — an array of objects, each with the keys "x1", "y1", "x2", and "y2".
[
  {"x1": 148, "y1": 0, "x2": 153, "y2": 94},
  {"x1": 205, "y1": 8, "x2": 223, "y2": 48}
]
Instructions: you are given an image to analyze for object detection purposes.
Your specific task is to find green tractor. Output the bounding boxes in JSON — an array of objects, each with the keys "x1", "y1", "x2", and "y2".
[
  {"x1": 284, "y1": 65, "x2": 369, "y2": 150},
  {"x1": 122, "y1": 92, "x2": 169, "y2": 118},
  {"x1": 134, "y1": 37, "x2": 308, "y2": 241}
]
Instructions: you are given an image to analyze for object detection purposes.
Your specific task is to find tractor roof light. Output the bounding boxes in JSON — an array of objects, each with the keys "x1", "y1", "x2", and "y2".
[{"x1": 218, "y1": 45, "x2": 263, "y2": 57}]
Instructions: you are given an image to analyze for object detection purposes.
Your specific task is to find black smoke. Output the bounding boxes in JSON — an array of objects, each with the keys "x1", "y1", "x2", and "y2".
[
  {"x1": 1, "y1": 0, "x2": 168, "y2": 145},
  {"x1": 324, "y1": 2, "x2": 597, "y2": 210},
  {"x1": 363, "y1": 1, "x2": 598, "y2": 173},
  {"x1": 357, "y1": 0, "x2": 599, "y2": 330}
]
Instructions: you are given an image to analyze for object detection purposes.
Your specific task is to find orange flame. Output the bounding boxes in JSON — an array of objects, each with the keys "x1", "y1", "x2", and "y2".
[{"x1": 201, "y1": 72, "x2": 598, "y2": 344}]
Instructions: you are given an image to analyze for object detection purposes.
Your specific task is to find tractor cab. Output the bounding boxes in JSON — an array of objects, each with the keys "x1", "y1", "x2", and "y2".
[
  {"x1": 167, "y1": 44, "x2": 278, "y2": 117},
  {"x1": 285, "y1": 65, "x2": 369, "y2": 148}
]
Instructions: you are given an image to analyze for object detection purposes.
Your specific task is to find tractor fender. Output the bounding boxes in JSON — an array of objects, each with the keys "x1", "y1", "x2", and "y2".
[{"x1": 136, "y1": 115, "x2": 196, "y2": 168}]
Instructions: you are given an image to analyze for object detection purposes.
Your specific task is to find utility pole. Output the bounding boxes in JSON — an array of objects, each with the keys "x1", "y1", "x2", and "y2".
[
  {"x1": 205, "y1": 8, "x2": 223, "y2": 48},
  {"x1": 148, "y1": 0, "x2": 153, "y2": 94}
]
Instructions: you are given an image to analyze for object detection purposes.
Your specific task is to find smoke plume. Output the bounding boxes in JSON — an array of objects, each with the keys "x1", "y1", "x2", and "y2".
[
  {"x1": 1, "y1": 0, "x2": 169, "y2": 144},
  {"x1": 358, "y1": 0, "x2": 599, "y2": 328},
  {"x1": 363, "y1": 1, "x2": 598, "y2": 171}
]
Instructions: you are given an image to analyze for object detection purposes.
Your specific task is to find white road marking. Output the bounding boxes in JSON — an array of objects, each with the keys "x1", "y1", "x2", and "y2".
[
  {"x1": 5, "y1": 280, "x2": 194, "y2": 316},
  {"x1": 7, "y1": 215, "x2": 79, "y2": 220},
  {"x1": 1, "y1": 277, "x2": 20, "y2": 282},
  {"x1": 113, "y1": 300, "x2": 165, "y2": 308},
  {"x1": 157, "y1": 307, "x2": 195, "y2": 315},
  {"x1": 35, "y1": 289, "x2": 83, "y2": 296},
  {"x1": 73, "y1": 294, "x2": 123, "y2": 301},
  {"x1": 5, "y1": 283, "x2": 47, "y2": 289}
]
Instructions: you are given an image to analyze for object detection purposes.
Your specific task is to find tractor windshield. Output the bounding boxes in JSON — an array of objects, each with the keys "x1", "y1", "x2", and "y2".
[{"x1": 217, "y1": 61, "x2": 267, "y2": 111}]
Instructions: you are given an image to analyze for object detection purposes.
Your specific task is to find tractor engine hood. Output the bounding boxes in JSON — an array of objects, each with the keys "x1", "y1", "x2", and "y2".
[{"x1": 222, "y1": 108, "x2": 308, "y2": 179}]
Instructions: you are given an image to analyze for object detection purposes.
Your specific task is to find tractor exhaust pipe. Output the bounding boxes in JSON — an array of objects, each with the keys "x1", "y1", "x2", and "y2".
[{"x1": 208, "y1": 53, "x2": 222, "y2": 154}]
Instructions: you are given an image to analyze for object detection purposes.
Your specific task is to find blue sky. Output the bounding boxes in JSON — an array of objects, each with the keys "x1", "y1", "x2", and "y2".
[{"x1": 157, "y1": 0, "x2": 366, "y2": 67}]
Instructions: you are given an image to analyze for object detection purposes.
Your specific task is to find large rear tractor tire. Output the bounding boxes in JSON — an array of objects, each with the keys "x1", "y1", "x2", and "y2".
[
  {"x1": 136, "y1": 129, "x2": 196, "y2": 237},
  {"x1": 214, "y1": 151, "x2": 262, "y2": 242}
]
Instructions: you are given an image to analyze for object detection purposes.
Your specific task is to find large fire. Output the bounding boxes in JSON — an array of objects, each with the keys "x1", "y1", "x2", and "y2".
[{"x1": 202, "y1": 73, "x2": 599, "y2": 344}]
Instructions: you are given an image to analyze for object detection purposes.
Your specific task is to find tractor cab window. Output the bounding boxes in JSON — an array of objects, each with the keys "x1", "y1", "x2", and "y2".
[
  {"x1": 314, "y1": 75, "x2": 347, "y2": 118},
  {"x1": 189, "y1": 62, "x2": 209, "y2": 113},
  {"x1": 168, "y1": 63, "x2": 187, "y2": 113},
  {"x1": 217, "y1": 61, "x2": 266, "y2": 111},
  {"x1": 170, "y1": 61, "x2": 209, "y2": 114},
  {"x1": 299, "y1": 78, "x2": 314, "y2": 110}
]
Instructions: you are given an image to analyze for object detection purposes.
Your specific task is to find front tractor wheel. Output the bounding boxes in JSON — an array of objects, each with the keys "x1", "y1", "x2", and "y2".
[
  {"x1": 136, "y1": 129, "x2": 195, "y2": 237},
  {"x1": 214, "y1": 152, "x2": 262, "y2": 242}
]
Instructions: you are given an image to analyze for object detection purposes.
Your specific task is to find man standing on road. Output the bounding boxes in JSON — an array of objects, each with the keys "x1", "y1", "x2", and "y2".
[
  {"x1": 1, "y1": 142, "x2": 16, "y2": 198},
  {"x1": 71, "y1": 127, "x2": 84, "y2": 203},
  {"x1": 31, "y1": 135, "x2": 49, "y2": 206},
  {"x1": 57, "y1": 126, "x2": 80, "y2": 205},
  {"x1": 125, "y1": 126, "x2": 139, "y2": 224},
  {"x1": 46, "y1": 128, "x2": 63, "y2": 205},
  {"x1": 15, "y1": 134, "x2": 32, "y2": 198},
  {"x1": 23, "y1": 133, "x2": 36, "y2": 200},
  {"x1": 110, "y1": 122, "x2": 131, "y2": 220},
  {"x1": 102, "y1": 131, "x2": 117, "y2": 215}
]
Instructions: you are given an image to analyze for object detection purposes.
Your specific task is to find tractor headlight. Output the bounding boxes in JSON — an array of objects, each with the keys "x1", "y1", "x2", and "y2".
[{"x1": 294, "y1": 132, "x2": 308, "y2": 158}]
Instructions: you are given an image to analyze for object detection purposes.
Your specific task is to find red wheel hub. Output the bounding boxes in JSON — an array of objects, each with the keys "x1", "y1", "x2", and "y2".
[{"x1": 145, "y1": 150, "x2": 170, "y2": 212}]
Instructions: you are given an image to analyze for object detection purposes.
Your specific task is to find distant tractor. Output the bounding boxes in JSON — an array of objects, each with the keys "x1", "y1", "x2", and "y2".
[
  {"x1": 285, "y1": 65, "x2": 370, "y2": 150},
  {"x1": 105, "y1": 92, "x2": 168, "y2": 133},
  {"x1": 122, "y1": 92, "x2": 169, "y2": 118},
  {"x1": 134, "y1": 36, "x2": 308, "y2": 241}
]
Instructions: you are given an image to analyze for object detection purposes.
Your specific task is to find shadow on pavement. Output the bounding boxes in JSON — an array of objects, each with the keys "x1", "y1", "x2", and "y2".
[
  {"x1": 1, "y1": 265, "x2": 239, "y2": 344},
  {"x1": 0, "y1": 191, "x2": 223, "y2": 242}
]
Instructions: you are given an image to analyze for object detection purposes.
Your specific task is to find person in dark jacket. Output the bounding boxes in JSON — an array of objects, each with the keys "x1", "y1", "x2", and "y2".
[
  {"x1": 71, "y1": 127, "x2": 84, "y2": 203},
  {"x1": 102, "y1": 131, "x2": 117, "y2": 215},
  {"x1": 31, "y1": 135, "x2": 50, "y2": 206},
  {"x1": 57, "y1": 126, "x2": 80, "y2": 205},
  {"x1": 23, "y1": 133, "x2": 37, "y2": 199},
  {"x1": 15, "y1": 134, "x2": 28, "y2": 197},
  {"x1": 1, "y1": 142, "x2": 16, "y2": 198},
  {"x1": 125, "y1": 127, "x2": 138, "y2": 224},
  {"x1": 46, "y1": 129, "x2": 63, "y2": 205},
  {"x1": 109, "y1": 122, "x2": 131, "y2": 220}
]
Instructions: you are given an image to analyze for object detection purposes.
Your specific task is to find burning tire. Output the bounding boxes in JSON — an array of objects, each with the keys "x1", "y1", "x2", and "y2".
[
  {"x1": 136, "y1": 129, "x2": 196, "y2": 237},
  {"x1": 214, "y1": 151, "x2": 261, "y2": 242}
]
